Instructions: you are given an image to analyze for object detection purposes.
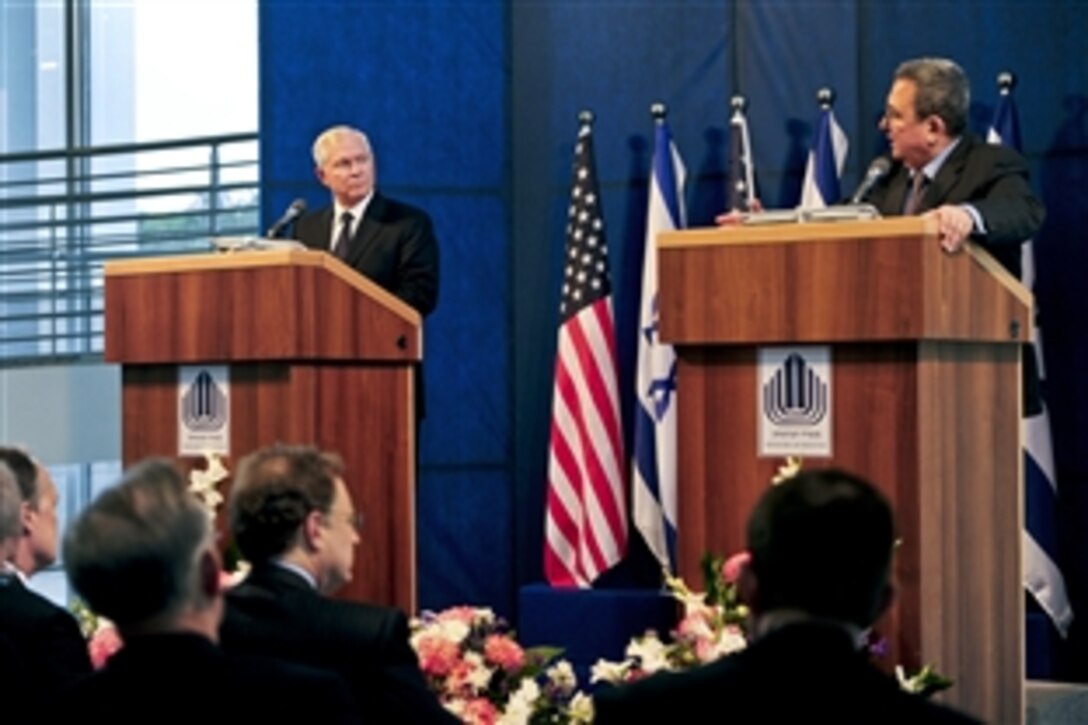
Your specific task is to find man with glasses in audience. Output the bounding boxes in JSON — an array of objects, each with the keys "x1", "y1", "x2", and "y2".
[{"x1": 221, "y1": 444, "x2": 456, "y2": 723}]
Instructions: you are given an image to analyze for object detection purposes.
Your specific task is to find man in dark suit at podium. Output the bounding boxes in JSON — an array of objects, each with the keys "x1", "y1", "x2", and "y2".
[
  {"x1": 864, "y1": 56, "x2": 1045, "y2": 413},
  {"x1": 864, "y1": 56, "x2": 1044, "y2": 273},
  {"x1": 0, "y1": 447, "x2": 92, "y2": 703},
  {"x1": 58, "y1": 459, "x2": 357, "y2": 723},
  {"x1": 221, "y1": 444, "x2": 456, "y2": 724},
  {"x1": 594, "y1": 468, "x2": 979, "y2": 724},
  {"x1": 294, "y1": 124, "x2": 439, "y2": 317}
]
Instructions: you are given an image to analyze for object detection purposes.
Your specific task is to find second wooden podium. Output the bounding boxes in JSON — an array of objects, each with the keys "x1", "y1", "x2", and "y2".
[
  {"x1": 658, "y1": 217, "x2": 1029, "y2": 723},
  {"x1": 104, "y1": 249, "x2": 420, "y2": 614}
]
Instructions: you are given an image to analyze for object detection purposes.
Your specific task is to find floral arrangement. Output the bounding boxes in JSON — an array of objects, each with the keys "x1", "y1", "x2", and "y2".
[
  {"x1": 410, "y1": 606, "x2": 592, "y2": 724},
  {"x1": 590, "y1": 552, "x2": 749, "y2": 685}
]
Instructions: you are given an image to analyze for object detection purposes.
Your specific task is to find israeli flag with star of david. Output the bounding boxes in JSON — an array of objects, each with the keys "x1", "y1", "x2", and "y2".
[{"x1": 632, "y1": 113, "x2": 685, "y2": 570}]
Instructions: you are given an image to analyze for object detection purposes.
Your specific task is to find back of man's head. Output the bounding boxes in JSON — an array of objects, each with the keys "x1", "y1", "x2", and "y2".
[
  {"x1": 0, "y1": 462, "x2": 21, "y2": 555},
  {"x1": 229, "y1": 444, "x2": 344, "y2": 563},
  {"x1": 746, "y1": 468, "x2": 895, "y2": 628},
  {"x1": 64, "y1": 459, "x2": 214, "y2": 632}
]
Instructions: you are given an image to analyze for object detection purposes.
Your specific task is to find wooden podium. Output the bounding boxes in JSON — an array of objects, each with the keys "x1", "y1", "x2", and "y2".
[
  {"x1": 104, "y1": 249, "x2": 420, "y2": 614},
  {"x1": 658, "y1": 217, "x2": 1028, "y2": 722}
]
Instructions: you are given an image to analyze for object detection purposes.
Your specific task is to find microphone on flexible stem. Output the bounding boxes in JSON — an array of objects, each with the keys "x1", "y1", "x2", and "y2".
[
  {"x1": 266, "y1": 198, "x2": 307, "y2": 238},
  {"x1": 850, "y1": 157, "x2": 891, "y2": 204}
]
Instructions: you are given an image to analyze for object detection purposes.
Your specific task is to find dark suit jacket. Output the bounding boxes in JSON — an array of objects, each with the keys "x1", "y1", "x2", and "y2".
[
  {"x1": 295, "y1": 191, "x2": 440, "y2": 317},
  {"x1": 593, "y1": 621, "x2": 980, "y2": 724},
  {"x1": 0, "y1": 571, "x2": 92, "y2": 702},
  {"x1": 54, "y1": 632, "x2": 358, "y2": 724},
  {"x1": 866, "y1": 134, "x2": 1045, "y2": 413},
  {"x1": 221, "y1": 563, "x2": 457, "y2": 724},
  {"x1": 866, "y1": 133, "x2": 1045, "y2": 279}
]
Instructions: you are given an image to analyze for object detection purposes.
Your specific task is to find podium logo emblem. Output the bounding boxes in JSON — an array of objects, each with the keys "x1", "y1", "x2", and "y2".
[
  {"x1": 757, "y1": 347, "x2": 832, "y2": 457},
  {"x1": 762, "y1": 353, "x2": 828, "y2": 425},
  {"x1": 178, "y1": 365, "x2": 230, "y2": 456},
  {"x1": 182, "y1": 370, "x2": 228, "y2": 431}
]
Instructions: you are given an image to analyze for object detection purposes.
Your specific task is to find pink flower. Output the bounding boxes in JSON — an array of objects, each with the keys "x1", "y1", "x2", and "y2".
[
  {"x1": 483, "y1": 634, "x2": 525, "y2": 671},
  {"x1": 462, "y1": 697, "x2": 499, "y2": 725},
  {"x1": 416, "y1": 635, "x2": 461, "y2": 677},
  {"x1": 88, "y1": 625, "x2": 123, "y2": 669},
  {"x1": 722, "y1": 551, "x2": 751, "y2": 585}
]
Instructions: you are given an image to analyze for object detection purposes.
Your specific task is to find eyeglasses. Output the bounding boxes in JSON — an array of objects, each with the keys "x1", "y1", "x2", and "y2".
[{"x1": 323, "y1": 509, "x2": 365, "y2": 532}]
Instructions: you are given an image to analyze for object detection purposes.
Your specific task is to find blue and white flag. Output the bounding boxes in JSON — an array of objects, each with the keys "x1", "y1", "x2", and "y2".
[
  {"x1": 800, "y1": 100, "x2": 848, "y2": 208},
  {"x1": 988, "y1": 77, "x2": 1073, "y2": 637},
  {"x1": 632, "y1": 111, "x2": 685, "y2": 570}
]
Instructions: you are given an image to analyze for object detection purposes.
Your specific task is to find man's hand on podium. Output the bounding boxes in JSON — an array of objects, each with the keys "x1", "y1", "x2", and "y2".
[
  {"x1": 925, "y1": 204, "x2": 973, "y2": 254},
  {"x1": 714, "y1": 198, "x2": 764, "y2": 226}
]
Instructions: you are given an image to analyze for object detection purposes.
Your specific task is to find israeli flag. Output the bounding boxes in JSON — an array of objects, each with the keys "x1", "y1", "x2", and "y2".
[
  {"x1": 988, "y1": 77, "x2": 1073, "y2": 637},
  {"x1": 800, "y1": 101, "x2": 848, "y2": 209},
  {"x1": 633, "y1": 112, "x2": 685, "y2": 570}
]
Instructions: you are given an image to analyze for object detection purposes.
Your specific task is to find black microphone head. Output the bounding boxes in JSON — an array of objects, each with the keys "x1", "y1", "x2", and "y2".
[{"x1": 287, "y1": 198, "x2": 307, "y2": 214}]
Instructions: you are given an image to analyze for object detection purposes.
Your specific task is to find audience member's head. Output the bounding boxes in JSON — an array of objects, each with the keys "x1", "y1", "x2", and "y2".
[
  {"x1": 0, "y1": 446, "x2": 60, "y2": 576},
  {"x1": 63, "y1": 459, "x2": 222, "y2": 639},
  {"x1": 743, "y1": 468, "x2": 896, "y2": 630},
  {"x1": 230, "y1": 444, "x2": 359, "y2": 594},
  {"x1": 0, "y1": 462, "x2": 22, "y2": 562}
]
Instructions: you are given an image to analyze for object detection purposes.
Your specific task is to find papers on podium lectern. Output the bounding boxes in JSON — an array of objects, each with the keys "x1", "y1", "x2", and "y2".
[
  {"x1": 211, "y1": 236, "x2": 306, "y2": 252},
  {"x1": 798, "y1": 204, "x2": 881, "y2": 222}
]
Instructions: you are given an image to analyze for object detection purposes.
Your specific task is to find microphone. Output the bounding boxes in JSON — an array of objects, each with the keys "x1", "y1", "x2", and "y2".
[
  {"x1": 850, "y1": 157, "x2": 891, "y2": 204},
  {"x1": 266, "y1": 198, "x2": 307, "y2": 238}
]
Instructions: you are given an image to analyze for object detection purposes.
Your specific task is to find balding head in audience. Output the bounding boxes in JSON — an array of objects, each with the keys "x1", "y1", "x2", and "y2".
[{"x1": 64, "y1": 459, "x2": 223, "y2": 639}]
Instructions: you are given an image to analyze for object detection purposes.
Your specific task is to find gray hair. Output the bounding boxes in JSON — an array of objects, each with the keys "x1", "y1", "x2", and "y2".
[
  {"x1": 64, "y1": 459, "x2": 211, "y2": 628},
  {"x1": 312, "y1": 125, "x2": 371, "y2": 167},
  {"x1": 894, "y1": 57, "x2": 970, "y2": 136},
  {"x1": 0, "y1": 462, "x2": 21, "y2": 543}
]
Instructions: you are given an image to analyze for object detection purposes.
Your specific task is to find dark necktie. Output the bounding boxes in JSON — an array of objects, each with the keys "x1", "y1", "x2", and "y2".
[
  {"x1": 903, "y1": 172, "x2": 928, "y2": 215},
  {"x1": 334, "y1": 211, "x2": 353, "y2": 259}
]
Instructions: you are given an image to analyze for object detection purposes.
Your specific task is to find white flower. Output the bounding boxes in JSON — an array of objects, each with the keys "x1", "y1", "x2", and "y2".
[
  {"x1": 626, "y1": 632, "x2": 671, "y2": 673},
  {"x1": 709, "y1": 627, "x2": 747, "y2": 659},
  {"x1": 441, "y1": 618, "x2": 471, "y2": 644},
  {"x1": 546, "y1": 659, "x2": 577, "y2": 694},
  {"x1": 590, "y1": 658, "x2": 631, "y2": 685},
  {"x1": 569, "y1": 692, "x2": 594, "y2": 723},
  {"x1": 499, "y1": 679, "x2": 540, "y2": 725},
  {"x1": 896, "y1": 665, "x2": 923, "y2": 694},
  {"x1": 188, "y1": 452, "x2": 230, "y2": 518},
  {"x1": 463, "y1": 651, "x2": 493, "y2": 692},
  {"x1": 772, "y1": 456, "x2": 803, "y2": 484}
]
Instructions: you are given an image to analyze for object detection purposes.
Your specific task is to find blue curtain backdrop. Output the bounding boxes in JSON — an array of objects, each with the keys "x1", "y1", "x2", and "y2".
[{"x1": 259, "y1": 0, "x2": 1088, "y2": 670}]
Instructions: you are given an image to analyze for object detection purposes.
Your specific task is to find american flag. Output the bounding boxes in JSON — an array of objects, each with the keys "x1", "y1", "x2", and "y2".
[{"x1": 544, "y1": 113, "x2": 627, "y2": 587}]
